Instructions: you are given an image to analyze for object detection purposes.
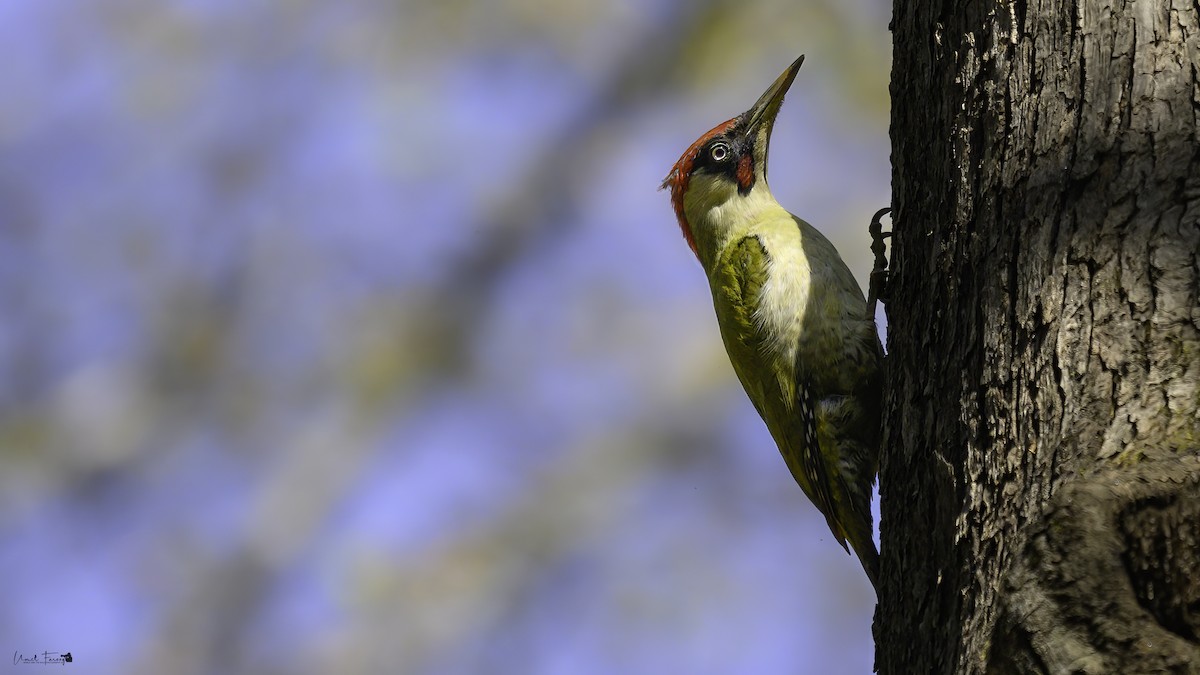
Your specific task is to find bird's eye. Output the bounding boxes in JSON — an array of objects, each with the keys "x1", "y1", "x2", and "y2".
[{"x1": 709, "y1": 143, "x2": 730, "y2": 162}]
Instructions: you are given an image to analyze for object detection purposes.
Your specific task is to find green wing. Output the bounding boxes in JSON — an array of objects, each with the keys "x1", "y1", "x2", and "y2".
[
  {"x1": 712, "y1": 236, "x2": 843, "y2": 546},
  {"x1": 711, "y1": 236, "x2": 771, "y2": 381}
]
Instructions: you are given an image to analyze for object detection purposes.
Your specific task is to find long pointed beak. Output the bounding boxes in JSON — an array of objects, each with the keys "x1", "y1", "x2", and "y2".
[{"x1": 743, "y1": 55, "x2": 804, "y2": 137}]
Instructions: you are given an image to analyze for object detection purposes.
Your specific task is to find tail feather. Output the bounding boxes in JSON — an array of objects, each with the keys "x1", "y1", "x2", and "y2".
[
  {"x1": 852, "y1": 535, "x2": 880, "y2": 591},
  {"x1": 834, "y1": 453, "x2": 879, "y2": 590}
]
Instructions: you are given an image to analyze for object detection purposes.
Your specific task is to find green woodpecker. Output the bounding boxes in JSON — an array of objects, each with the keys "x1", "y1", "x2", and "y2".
[{"x1": 661, "y1": 55, "x2": 882, "y2": 587}]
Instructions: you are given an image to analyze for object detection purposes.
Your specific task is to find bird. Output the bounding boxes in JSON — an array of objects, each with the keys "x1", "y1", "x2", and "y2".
[{"x1": 661, "y1": 55, "x2": 883, "y2": 588}]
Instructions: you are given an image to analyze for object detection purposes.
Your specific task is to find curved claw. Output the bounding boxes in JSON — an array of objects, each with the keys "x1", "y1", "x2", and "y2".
[{"x1": 867, "y1": 207, "x2": 893, "y2": 313}]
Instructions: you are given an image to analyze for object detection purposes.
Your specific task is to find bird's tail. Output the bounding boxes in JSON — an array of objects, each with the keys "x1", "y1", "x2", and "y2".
[
  {"x1": 836, "y1": 468, "x2": 880, "y2": 591},
  {"x1": 852, "y1": 535, "x2": 880, "y2": 590}
]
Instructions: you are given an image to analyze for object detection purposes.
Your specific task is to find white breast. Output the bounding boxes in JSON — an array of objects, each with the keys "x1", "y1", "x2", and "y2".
[{"x1": 753, "y1": 223, "x2": 812, "y2": 366}]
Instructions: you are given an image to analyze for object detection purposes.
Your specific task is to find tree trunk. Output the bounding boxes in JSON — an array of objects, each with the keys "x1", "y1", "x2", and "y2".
[{"x1": 878, "y1": 1, "x2": 1200, "y2": 673}]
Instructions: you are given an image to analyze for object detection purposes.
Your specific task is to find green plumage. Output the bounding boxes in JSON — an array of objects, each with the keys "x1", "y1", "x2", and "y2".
[
  {"x1": 709, "y1": 222, "x2": 881, "y2": 588},
  {"x1": 663, "y1": 54, "x2": 882, "y2": 588}
]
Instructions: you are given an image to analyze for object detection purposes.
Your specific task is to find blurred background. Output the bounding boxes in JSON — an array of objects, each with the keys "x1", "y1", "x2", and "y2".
[{"x1": 0, "y1": 1, "x2": 891, "y2": 673}]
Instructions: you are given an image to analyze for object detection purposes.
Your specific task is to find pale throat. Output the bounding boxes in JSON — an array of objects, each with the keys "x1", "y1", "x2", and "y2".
[{"x1": 683, "y1": 173, "x2": 783, "y2": 266}]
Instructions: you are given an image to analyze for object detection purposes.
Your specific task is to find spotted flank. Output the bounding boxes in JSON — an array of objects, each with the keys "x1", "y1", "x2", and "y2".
[{"x1": 798, "y1": 383, "x2": 842, "y2": 548}]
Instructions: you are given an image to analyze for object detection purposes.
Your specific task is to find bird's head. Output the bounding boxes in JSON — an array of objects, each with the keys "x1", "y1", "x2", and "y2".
[{"x1": 661, "y1": 55, "x2": 804, "y2": 261}]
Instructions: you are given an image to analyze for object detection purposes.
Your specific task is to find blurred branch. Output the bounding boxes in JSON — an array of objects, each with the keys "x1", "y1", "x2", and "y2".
[
  {"x1": 116, "y1": 3, "x2": 745, "y2": 673},
  {"x1": 433, "y1": 0, "x2": 730, "y2": 374},
  {"x1": 328, "y1": 421, "x2": 728, "y2": 674}
]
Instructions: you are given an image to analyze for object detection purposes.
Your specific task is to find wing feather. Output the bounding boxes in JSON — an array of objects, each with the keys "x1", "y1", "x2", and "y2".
[{"x1": 714, "y1": 236, "x2": 843, "y2": 545}]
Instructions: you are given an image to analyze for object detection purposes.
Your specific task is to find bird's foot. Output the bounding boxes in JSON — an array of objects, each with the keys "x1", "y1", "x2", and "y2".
[{"x1": 867, "y1": 207, "x2": 892, "y2": 314}]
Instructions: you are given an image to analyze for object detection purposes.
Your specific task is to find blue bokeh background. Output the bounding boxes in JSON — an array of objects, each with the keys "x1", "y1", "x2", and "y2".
[{"x1": 0, "y1": 1, "x2": 891, "y2": 673}]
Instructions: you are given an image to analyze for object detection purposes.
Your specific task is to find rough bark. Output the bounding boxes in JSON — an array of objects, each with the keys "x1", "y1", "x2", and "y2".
[{"x1": 879, "y1": 1, "x2": 1200, "y2": 673}]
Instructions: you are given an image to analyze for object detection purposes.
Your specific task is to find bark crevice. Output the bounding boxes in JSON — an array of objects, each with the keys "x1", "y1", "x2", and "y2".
[{"x1": 987, "y1": 452, "x2": 1200, "y2": 674}]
